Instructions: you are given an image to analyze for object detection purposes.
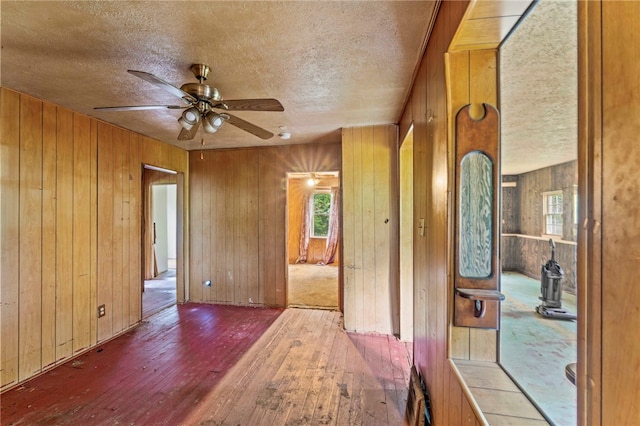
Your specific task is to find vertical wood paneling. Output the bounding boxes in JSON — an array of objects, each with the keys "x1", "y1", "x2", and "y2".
[
  {"x1": 446, "y1": 49, "x2": 500, "y2": 362},
  {"x1": 246, "y1": 150, "x2": 260, "y2": 305},
  {"x1": 55, "y1": 107, "x2": 74, "y2": 361},
  {"x1": 202, "y1": 151, "x2": 213, "y2": 303},
  {"x1": 399, "y1": 132, "x2": 414, "y2": 342},
  {"x1": 120, "y1": 131, "x2": 131, "y2": 330},
  {"x1": 373, "y1": 126, "x2": 392, "y2": 333},
  {"x1": 341, "y1": 125, "x2": 395, "y2": 334},
  {"x1": 41, "y1": 102, "x2": 57, "y2": 369},
  {"x1": 342, "y1": 128, "x2": 355, "y2": 327},
  {"x1": 600, "y1": 2, "x2": 640, "y2": 424},
  {"x1": 412, "y1": 53, "x2": 429, "y2": 379},
  {"x1": 1, "y1": 89, "x2": 21, "y2": 389},
  {"x1": 72, "y1": 113, "x2": 92, "y2": 353},
  {"x1": 211, "y1": 153, "x2": 226, "y2": 302},
  {"x1": 189, "y1": 143, "x2": 340, "y2": 308},
  {"x1": 89, "y1": 119, "x2": 99, "y2": 344},
  {"x1": 128, "y1": 134, "x2": 141, "y2": 324},
  {"x1": 360, "y1": 126, "x2": 375, "y2": 332},
  {"x1": 97, "y1": 122, "x2": 113, "y2": 341},
  {"x1": 258, "y1": 149, "x2": 274, "y2": 305},
  {"x1": 189, "y1": 153, "x2": 204, "y2": 302},
  {"x1": 112, "y1": 127, "x2": 125, "y2": 333},
  {"x1": 0, "y1": 88, "x2": 189, "y2": 389},
  {"x1": 18, "y1": 95, "x2": 43, "y2": 380},
  {"x1": 447, "y1": 50, "x2": 472, "y2": 360},
  {"x1": 407, "y1": 1, "x2": 480, "y2": 424}
]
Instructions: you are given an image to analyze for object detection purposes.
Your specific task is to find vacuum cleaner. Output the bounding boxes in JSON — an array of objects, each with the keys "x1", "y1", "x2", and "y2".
[{"x1": 535, "y1": 239, "x2": 577, "y2": 320}]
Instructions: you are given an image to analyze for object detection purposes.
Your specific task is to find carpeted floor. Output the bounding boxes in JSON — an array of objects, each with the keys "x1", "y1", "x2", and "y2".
[{"x1": 288, "y1": 263, "x2": 339, "y2": 310}]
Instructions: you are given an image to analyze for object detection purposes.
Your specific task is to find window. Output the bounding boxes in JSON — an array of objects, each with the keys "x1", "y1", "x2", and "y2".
[
  {"x1": 543, "y1": 190, "x2": 563, "y2": 236},
  {"x1": 311, "y1": 192, "x2": 331, "y2": 238}
]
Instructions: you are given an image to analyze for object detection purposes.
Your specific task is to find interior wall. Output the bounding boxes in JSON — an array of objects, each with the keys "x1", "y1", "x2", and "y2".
[
  {"x1": 0, "y1": 87, "x2": 189, "y2": 390},
  {"x1": 341, "y1": 125, "x2": 398, "y2": 334},
  {"x1": 502, "y1": 160, "x2": 578, "y2": 292},
  {"x1": 152, "y1": 185, "x2": 169, "y2": 273},
  {"x1": 399, "y1": 130, "x2": 414, "y2": 342},
  {"x1": 189, "y1": 143, "x2": 341, "y2": 307},
  {"x1": 399, "y1": 0, "x2": 507, "y2": 423},
  {"x1": 579, "y1": 2, "x2": 640, "y2": 424}
]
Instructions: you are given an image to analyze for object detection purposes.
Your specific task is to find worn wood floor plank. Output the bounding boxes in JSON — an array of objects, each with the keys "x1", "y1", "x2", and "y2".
[
  {"x1": 186, "y1": 309, "x2": 412, "y2": 426},
  {"x1": 0, "y1": 304, "x2": 282, "y2": 425},
  {"x1": 1, "y1": 306, "x2": 411, "y2": 426}
]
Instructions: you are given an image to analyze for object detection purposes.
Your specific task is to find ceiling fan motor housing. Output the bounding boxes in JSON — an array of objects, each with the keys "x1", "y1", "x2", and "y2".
[{"x1": 180, "y1": 83, "x2": 221, "y2": 103}]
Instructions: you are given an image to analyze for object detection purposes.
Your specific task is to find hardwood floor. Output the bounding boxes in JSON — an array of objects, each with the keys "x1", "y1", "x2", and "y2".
[
  {"x1": 0, "y1": 304, "x2": 282, "y2": 425},
  {"x1": 143, "y1": 268, "x2": 177, "y2": 318},
  {"x1": 0, "y1": 305, "x2": 412, "y2": 425}
]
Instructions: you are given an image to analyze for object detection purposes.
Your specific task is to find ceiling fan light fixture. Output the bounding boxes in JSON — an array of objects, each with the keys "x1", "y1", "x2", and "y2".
[
  {"x1": 178, "y1": 107, "x2": 200, "y2": 130},
  {"x1": 203, "y1": 111, "x2": 228, "y2": 133}
]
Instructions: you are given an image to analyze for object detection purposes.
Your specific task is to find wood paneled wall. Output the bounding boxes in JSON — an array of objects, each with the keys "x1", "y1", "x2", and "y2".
[
  {"x1": 515, "y1": 161, "x2": 577, "y2": 241},
  {"x1": 447, "y1": 48, "x2": 500, "y2": 363},
  {"x1": 502, "y1": 161, "x2": 578, "y2": 291},
  {"x1": 398, "y1": 0, "x2": 499, "y2": 423},
  {"x1": 342, "y1": 125, "x2": 398, "y2": 335},
  {"x1": 0, "y1": 87, "x2": 188, "y2": 390},
  {"x1": 579, "y1": 2, "x2": 640, "y2": 424},
  {"x1": 188, "y1": 143, "x2": 341, "y2": 307}
]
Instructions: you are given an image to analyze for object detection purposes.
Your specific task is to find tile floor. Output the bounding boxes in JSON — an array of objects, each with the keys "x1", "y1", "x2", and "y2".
[{"x1": 500, "y1": 271, "x2": 577, "y2": 426}]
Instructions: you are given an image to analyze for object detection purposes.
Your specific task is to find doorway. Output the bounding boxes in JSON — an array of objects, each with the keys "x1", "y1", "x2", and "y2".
[
  {"x1": 286, "y1": 172, "x2": 340, "y2": 310},
  {"x1": 142, "y1": 166, "x2": 178, "y2": 318},
  {"x1": 498, "y1": 2, "x2": 578, "y2": 425}
]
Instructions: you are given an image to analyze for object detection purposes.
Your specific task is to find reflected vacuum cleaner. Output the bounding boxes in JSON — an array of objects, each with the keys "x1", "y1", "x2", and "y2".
[{"x1": 535, "y1": 239, "x2": 577, "y2": 320}]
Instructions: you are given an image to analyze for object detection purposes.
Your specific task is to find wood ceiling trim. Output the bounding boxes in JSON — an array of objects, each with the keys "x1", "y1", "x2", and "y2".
[{"x1": 449, "y1": 0, "x2": 535, "y2": 52}]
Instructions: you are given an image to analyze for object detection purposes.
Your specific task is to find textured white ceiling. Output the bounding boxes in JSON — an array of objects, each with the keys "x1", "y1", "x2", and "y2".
[
  {"x1": 1, "y1": 1, "x2": 577, "y2": 175},
  {"x1": 500, "y1": 1, "x2": 578, "y2": 175},
  {"x1": 1, "y1": 1, "x2": 437, "y2": 151}
]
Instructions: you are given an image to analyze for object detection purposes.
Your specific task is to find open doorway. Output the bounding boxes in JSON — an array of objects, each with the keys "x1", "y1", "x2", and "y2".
[
  {"x1": 498, "y1": 2, "x2": 578, "y2": 425},
  {"x1": 286, "y1": 172, "x2": 340, "y2": 310},
  {"x1": 142, "y1": 166, "x2": 178, "y2": 318}
]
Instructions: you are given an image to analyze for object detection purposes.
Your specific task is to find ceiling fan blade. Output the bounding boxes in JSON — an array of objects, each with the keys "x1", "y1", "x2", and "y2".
[
  {"x1": 217, "y1": 98, "x2": 284, "y2": 112},
  {"x1": 128, "y1": 70, "x2": 197, "y2": 105},
  {"x1": 94, "y1": 105, "x2": 185, "y2": 111},
  {"x1": 177, "y1": 120, "x2": 201, "y2": 141},
  {"x1": 225, "y1": 113, "x2": 274, "y2": 139}
]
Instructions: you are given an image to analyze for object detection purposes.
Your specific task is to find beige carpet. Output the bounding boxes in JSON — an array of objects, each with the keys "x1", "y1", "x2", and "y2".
[{"x1": 288, "y1": 264, "x2": 339, "y2": 310}]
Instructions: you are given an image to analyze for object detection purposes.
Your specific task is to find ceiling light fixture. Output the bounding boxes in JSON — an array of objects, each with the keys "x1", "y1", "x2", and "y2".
[
  {"x1": 178, "y1": 106, "x2": 200, "y2": 130},
  {"x1": 306, "y1": 173, "x2": 318, "y2": 187},
  {"x1": 203, "y1": 111, "x2": 228, "y2": 133}
]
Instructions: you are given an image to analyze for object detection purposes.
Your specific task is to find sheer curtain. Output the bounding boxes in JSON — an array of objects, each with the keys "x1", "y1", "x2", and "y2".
[
  {"x1": 320, "y1": 186, "x2": 340, "y2": 265},
  {"x1": 295, "y1": 191, "x2": 311, "y2": 264}
]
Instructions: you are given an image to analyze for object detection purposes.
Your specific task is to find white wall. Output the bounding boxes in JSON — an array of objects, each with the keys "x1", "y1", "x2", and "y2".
[{"x1": 152, "y1": 184, "x2": 176, "y2": 274}]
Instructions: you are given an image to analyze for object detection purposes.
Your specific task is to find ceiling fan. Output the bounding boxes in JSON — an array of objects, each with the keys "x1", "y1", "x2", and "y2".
[{"x1": 95, "y1": 64, "x2": 284, "y2": 141}]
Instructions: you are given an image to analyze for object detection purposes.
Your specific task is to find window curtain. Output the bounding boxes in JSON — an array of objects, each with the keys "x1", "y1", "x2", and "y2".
[
  {"x1": 295, "y1": 191, "x2": 312, "y2": 264},
  {"x1": 320, "y1": 186, "x2": 340, "y2": 265}
]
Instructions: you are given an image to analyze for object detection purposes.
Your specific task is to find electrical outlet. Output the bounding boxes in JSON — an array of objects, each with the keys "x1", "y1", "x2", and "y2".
[{"x1": 98, "y1": 304, "x2": 106, "y2": 317}]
